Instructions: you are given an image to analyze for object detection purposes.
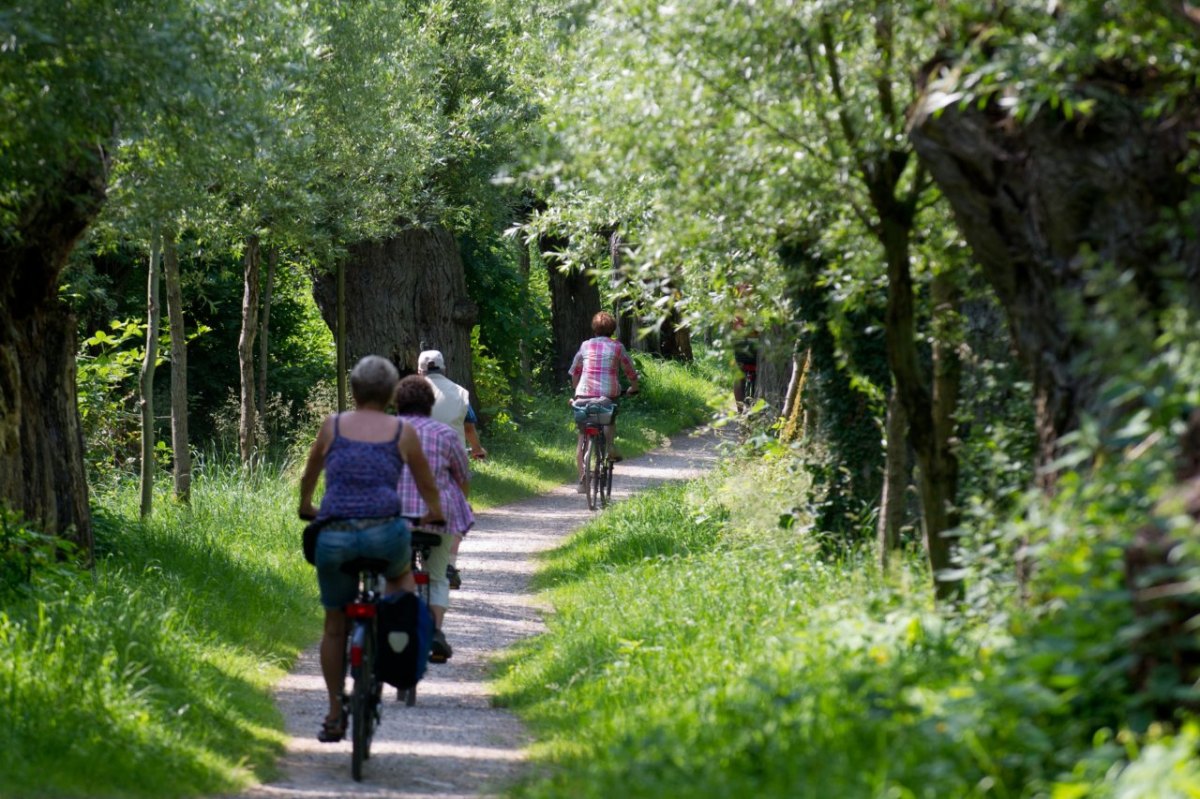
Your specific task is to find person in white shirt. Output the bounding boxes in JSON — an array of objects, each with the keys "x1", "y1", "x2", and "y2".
[{"x1": 418, "y1": 350, "x2": 487, "y2": 460}]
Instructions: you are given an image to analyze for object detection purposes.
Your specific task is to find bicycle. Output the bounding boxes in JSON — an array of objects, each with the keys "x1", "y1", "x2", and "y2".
[
  {"x1": 572, "y1": 390, "x2": 632, "y2": 511},
  {"x1": 339, "y1": 557, "x2": 388, "y2": 781},
  {"x1": 395, "y1": 524, "x2": 442, "y2": 707}
]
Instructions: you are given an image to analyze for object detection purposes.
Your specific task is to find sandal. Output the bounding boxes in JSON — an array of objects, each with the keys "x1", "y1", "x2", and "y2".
[{"x1": 317, "y1": 712, "x2": 346, "y2": 743}]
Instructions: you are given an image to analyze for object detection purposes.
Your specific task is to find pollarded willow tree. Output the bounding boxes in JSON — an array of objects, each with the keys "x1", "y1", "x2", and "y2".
[
  {"x1": 909, "y1": 0, "x2": 1200, "y2": 480},
  {"x1": 302, "y1": 0, "x2": 545, "y2": 406},
  {"x1": 0, "y1": 0, "x2": 260, "y2": 555}
]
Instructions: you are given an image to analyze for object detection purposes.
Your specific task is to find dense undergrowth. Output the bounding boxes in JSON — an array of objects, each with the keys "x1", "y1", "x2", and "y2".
[
  {"x1": 0, "y1": 356, "x2": 723, "y2": 798},
  {"x1": 496, "y1": 446, "x2": 1200, "y2": 798}
]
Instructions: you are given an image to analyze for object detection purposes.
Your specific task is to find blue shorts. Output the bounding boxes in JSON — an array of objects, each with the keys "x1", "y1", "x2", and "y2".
[{"x1": 314, "y1": 517, "x2": 411, "y2": 610}]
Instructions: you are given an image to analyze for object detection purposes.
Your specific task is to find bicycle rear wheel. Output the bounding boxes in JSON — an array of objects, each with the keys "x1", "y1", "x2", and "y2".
[
  {"x1": 584, "y1": 436, "x2": 601, "y2": 510},
  {"x1": 350, "y1": 623, "x2": 376, "y2": 781}
]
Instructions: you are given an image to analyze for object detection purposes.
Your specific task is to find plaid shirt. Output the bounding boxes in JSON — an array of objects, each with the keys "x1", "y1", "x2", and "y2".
[
  {"x1": 570, "y1": 337, "x2": 637, "y2": 399},
  {"x1": 395, "y1": 415, "x2": 475, "y2": 535}
]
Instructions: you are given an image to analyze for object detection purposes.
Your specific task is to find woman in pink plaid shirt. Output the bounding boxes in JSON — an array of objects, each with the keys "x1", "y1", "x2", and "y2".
[
  {"x1": 393, "y1": 375, "x2": 475, "y2": 663},
  {"x1": 570, "y1": 311, "x2": 639, "y2": 490}
]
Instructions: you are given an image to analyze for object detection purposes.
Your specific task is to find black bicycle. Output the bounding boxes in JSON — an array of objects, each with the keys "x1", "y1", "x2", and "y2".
[{"x1": 340, "y1": 557, "x2": 388, "y2": 781}]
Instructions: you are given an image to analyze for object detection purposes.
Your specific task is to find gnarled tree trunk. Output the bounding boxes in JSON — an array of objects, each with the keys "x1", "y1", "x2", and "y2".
[
  {"x1": 910, "y1": 75, "x2": 1200, "y2": 482},
  {"x1": 313, "y1": 226, "x2": 478, "y2": 403},
  {"x1": 0, "y1": 153, "x2": 105, "y2": 559}
]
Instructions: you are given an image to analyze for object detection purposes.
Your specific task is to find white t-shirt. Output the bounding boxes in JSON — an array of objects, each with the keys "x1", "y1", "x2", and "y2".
[{"x1": 425, "y1": 372, "x2": 470, "y2": 449}]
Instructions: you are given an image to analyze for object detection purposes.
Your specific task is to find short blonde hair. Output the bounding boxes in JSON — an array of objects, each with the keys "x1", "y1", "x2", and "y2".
[{"x1": 350, "y1": 355, "x2": 399, "y2": 405}]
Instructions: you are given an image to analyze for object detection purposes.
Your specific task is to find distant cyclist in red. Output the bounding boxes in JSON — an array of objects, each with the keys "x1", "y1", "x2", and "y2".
[{"x1": 570, "y1": 311, "x2": 639, "y2": 492}]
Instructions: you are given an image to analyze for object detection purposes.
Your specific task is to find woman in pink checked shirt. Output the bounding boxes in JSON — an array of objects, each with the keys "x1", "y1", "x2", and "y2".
[
  {"x1": 393, "y1": 375, "x2": 475, "y2": 664},
  {"x1": 569, "y1": 311, "x2": 639, "y2": 492}
]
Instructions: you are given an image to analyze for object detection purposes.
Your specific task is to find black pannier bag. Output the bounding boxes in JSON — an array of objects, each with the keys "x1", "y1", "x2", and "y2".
[{"x1": 375, "y1": 591, "x2": 433, "y2": 689}]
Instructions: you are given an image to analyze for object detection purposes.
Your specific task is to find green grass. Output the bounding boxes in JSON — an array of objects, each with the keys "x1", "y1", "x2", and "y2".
[
  {"x1": 0, "y1": 464, "x2": 314, "y2": 798},
  {"x1": 0, "y1": 355, "x2": 721, "y2": 798},
  {"x1": 494, "y1": 457, "x2": 1148, "y2": 799}
]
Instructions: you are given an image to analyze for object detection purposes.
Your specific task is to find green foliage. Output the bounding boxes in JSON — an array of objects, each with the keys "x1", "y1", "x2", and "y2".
[
  {"x1": 783, "y1": 242, "x2": 889, "y2": 536},
  {"x1": 919, "y1": 0, "x2": 1200, "y2": 120},
  {"x1": 463, "y1": 233, "x2": 554, "y2": 389},
  {"x1": 497, "y1": 445, "x2": 1200, "y2": 799},
  {"x1": 0, "y1": 467, "x2": 315, "y2": 798},
  {"x1": 76, "y1": 318, "x2": 151, "y2": 483},
  {"x1": 0, "y1": 508, "x2": 74, "y2": 597},
  {"x1": 471, "y1": 326, "x2": 514, "y2": 420}
]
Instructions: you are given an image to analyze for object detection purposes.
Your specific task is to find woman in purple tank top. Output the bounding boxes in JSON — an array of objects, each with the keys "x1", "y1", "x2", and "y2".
[{"x1": 298, "y1": 355, "x2": 444, "y2": 743}]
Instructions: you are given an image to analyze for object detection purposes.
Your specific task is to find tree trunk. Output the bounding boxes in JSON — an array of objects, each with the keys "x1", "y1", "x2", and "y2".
[
  {"x1": 881, "y1": 213, "x2": 962, "y2": 602},
  {"x1": 238, "y1": 236, "x2": 260, "y2": 464},
  {"x1": 139, "y1": 232, "x2": 162, "y2": 517},
  {"x1": 163, "y1": 231, "x2": 190, "y2": 503},
  {"x1": 313, "y1": 225, "x2": 479, "y2": 404},
  {"x1": 538, "y1": 232, "x2": 601, "y2": 389},
  {"x1": 516, "y1": 238, "x2": 533, "y2": 393},
  {"x1": 0, "y1": 152, "x2": 104, "y2": 560},
  {"x1": 257, "y1": 247, "x2": 277, "y2": 420},
  {"x1": 781, "y1": 348, "x2": 811, "y2": 443},
  {"x1": 877, "y1": 386, "x2": 908, "y2": 569},
  {"x1": 910, "y1": 75, "x2": 1200, "y2": 482},
  {"x1": 336, "y1": 258, "x2": 347, "y2": 412},
  {"x1": 0, "y1": 304, "x2": 94, "y2": 554}
]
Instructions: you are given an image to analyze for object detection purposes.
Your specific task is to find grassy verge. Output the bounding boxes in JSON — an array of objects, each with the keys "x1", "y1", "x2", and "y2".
[
  {"x1": 0, "y1": 465, "x2": 313, "y2": 798},
  {"x1": 494, "y1": 455, "x2": 1198, "y2": 798},
  {"x1": 0, "y1": 356, "x2": 721, "y2": 798}
]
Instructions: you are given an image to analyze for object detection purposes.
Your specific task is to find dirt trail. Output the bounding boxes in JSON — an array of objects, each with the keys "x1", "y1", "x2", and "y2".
[{"x1": 230, "y1": 427, "x2": 723, "y2": 799}]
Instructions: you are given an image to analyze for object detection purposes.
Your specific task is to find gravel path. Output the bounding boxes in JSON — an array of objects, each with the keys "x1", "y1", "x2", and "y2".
[{"x1": 230, "y1": 426, "x2": 723, "y2": 799}]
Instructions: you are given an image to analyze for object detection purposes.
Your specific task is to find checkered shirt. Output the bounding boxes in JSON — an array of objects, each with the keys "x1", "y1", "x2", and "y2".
[
  {"x1": 570, "y1": 337, "x2": 637, "y2": 399},
  {"x1": 395, "y1": 415, "x2": 475, "y2": 535}
]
